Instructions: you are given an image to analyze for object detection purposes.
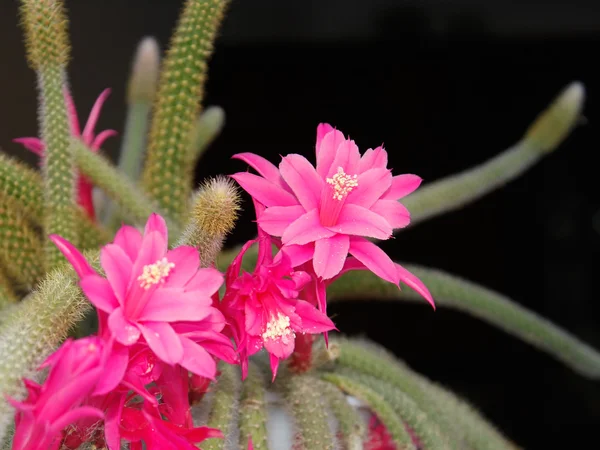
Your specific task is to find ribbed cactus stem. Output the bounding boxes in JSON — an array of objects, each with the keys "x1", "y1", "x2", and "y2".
[
  {"x1": 322, "y1": 373, "x2": 417, "y2": 450},
  {"x1": 283, "y1": 374, "x2": 335, "y2": 450},
  {"x1": 316, "y1": 379, "x2": 365, "y2": 450},
  {"x1": 0, "y1": 263, "x2": 93, "y2": 443},
  {"x1": 0, "y1": 269, "x2": 17, "y2": 313},
  {"x1": 19, "y1": 0, "x2": 77, "y2": 268},
  {"x1": 178, "y1": 177, "x2": 240, "y2": 267},
  {"x1": 143, "y1": 0, "x2": 230, "y2": 221},
  {"x1": 328, "y1": 265, "x2": 600, "y2": 379},
  {"x1": 401, "y1": 81, "x2": 585, "y2": 228},
  {"x1": 238, "y1": 362, "x2": 269, "y2": 450},
  {"x1": 0, "y1": 154, "x2": 44, "y2": 224},
  {"x1": 202, "y1": 363, "x2": 241, "y2": 450},
  {"x1": 0, "y1": 199, "x2": 45, "y2": 290}
]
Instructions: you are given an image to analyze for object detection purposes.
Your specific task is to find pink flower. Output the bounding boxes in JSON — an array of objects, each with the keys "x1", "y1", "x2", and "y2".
[
  {"x1": 14, "y1": 89, "x2": 116, "y2": 219},
  {"x1": 221, "y1": 233, "x2": 336, "y2": 380},
  {"x1": 231, "y1": 123, "x2": 433, "y2": 307},
  {"x1": 8, "y1": 338, "x2": 106, "y2": 450},
  {"x1": 50, "y1": 213, "x2": 232, "y2": 379}
]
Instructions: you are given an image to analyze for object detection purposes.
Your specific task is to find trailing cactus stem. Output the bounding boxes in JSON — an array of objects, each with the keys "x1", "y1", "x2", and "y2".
[
  {"x1": 143, "y1": 0, "x2": 230, "y2": 221},
  {"x1": 238, "y1": 363, "x2": 269, "y2": 450},
  {"x1": 0, "y1": 269, "x2": 17, "y2": 312},
  {"x1": 0, "y1": 154, "x2": 44, "y2": 224},
  {"x1": 202, "y1": 362, "x2": 241, "y2": 450},
  {"x1": 327, "y1": 264, "x2": 600, "y2": 379},
  {"x1": 0, "y1": 262, "x2": 93, "y2": 443},
  {"x1": 402, "y1": 81, "x2": 585, "y2": 229},
  {"x1": 283, "y1": 374, "x2": 335, "y2": 450}
]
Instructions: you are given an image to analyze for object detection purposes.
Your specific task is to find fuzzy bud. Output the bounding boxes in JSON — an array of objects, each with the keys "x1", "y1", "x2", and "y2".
[{"x1": 127, "y1": 36, "x2": 160, "y2": 104}]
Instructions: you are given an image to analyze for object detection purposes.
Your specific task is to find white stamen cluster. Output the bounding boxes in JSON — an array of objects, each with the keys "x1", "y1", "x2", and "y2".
[
  {"x1": 262, "y1": 312, "x2": 295, "y2": 343},
  {"x1": 138, "y1": 257, "x2": 175, "y2": 290},
  {"x1": 326, "y1": 166, "x2": 358, "y2": 200}
]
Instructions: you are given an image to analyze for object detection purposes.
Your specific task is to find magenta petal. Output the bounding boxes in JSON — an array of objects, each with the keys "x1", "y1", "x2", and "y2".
[
  {"x1": 231, "y1": 172, "x2": 298, "y2": 207},
  {"x1": 163, "y1": 246, "x2": 199, "y2": 288},
  {"x1": 113, "y1": 225, "x2": 143, "y2": 261},
  {"x1": 49, "y1": 235, "x2": 95, "y2": 278},
  {"x1": 294, "y1": 300, "x2": 336, "y2": 333},
  {"x1": 80, "y1": 275, "x2": 119, "y2": 312},
  {"x1": 329, "y1": 137, "x2": 361, "y2": 177},
  {"x1": 279, "y1": 154, "x2": 322, "y2": 211},
  {"x1": 257, "y1": 205, "x2": 305, "y2": 237},
  {"x1": 196, "y1": 332, "x2": 238, "y2": 364},
  {"x1": 281, "y1": 209, "x2": 335, "y2": 245},
  {"x1": 383, "y1": 174, "x2": 423, "y2": 200},
  {"x1": 316, "y1": 128, "x2": 345, "y2": 178},
  {"x1": 51, "y1": 406, "x2": 104, "y2": 434},
  {"x1": 140, "y1": 289, "x2": 212, "y2": 322},
  {"x1": 179, "y1": 336, "x2": 217, "y2": 379},
  {"x1": 316, "y1": 123, "x2": 334, "y2": 155},
  {"x1": 395, "y1": 263, "x2": 435, "y2": 309},
  {"x1": 347, "y1": 168, "x2": 392, "y2": 209},
  {"x1": 108, "y1": 308, "x2": 141, "y2": 346},
  {"x1": 358, "y1": 146, "x2": 388, "y2": 172},
  {"x1": 348, "y1": 237, "x2": 399, "y2": 285},
  {"x1": 264, "y1": 335, "x2": 295, "y2": 360},
  {"x1": 139, "y1": 321, "x2": 184, "y2": 365},
  {"x1": 269, "y1": 353, "x2": 280, "y2": 382},
  {"x1": 232, "y1": 153, "x2": 286, "y2": 187},
  {"x1": 104, "y1": 393, "x2": 126, "y2": 450},
  {"x1": 93, "y1": 343, "x2": 129, "y2": 395},
  {"x1": 144, "y1": 213, "x2": 168, "y2": 240},
  {"x1": 82, "y1": 88, "x2": 111, "y2": 144},
  {"x1": 184, "y1": 267, "x2": 224, "y2": 296},
  {"x1": 370, "y1": 199, "x2": 411, "y2": 229},
  {"x1": 91, "y1": 129, "x2": 118, "y2": 150},
  {"x1": 101, "y1": 244, "x2": 133, "y2": 304},
  {"x1": 130, "y1": 230, "x2": 167, "y2": 283},
  {"x1": 13, "y1": 137, "x2": 45, "y2": 155},
  {"x1": 332, "y1": 204, "x2": 392, "y2": 240},
  {"x1": 313, "y1": 234, "x2": 349, "y2": 280},
  {"x1": 63, "y1": 89, "x2": 81, "y2": 136}
]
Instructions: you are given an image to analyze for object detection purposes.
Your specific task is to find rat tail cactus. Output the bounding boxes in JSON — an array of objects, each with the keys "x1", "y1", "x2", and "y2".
[{"x1": 0, "y1": 1, "x2": 596, "y2": 449}]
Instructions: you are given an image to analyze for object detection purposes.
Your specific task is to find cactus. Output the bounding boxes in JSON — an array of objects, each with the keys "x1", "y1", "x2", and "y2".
[{"x1": 0, "y1": 1, "x2": 597, "y2": 449}]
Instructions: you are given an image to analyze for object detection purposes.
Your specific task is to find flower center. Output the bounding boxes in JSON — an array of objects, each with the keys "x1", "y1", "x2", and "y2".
[
  {"x1": 262, "y1": 312, "x2": 295, "y2": 344},
  {"x1": 320, "y1": 166, "x2": 358, "y2": 227},
  {"x1": 137, "y1": 257, "x2": 175, "y2": 290}
]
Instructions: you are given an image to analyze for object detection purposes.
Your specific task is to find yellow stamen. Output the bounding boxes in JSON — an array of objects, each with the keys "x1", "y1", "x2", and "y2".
[
  {"x1": 262, "y1": 312, "x2": 295, "y2": 344},
  {"x1": 326, "y1": 166, "x2": 358, "y2": 201},
  {"x1": 138, "y1": 257, "x2": 175, "y2": 290}
]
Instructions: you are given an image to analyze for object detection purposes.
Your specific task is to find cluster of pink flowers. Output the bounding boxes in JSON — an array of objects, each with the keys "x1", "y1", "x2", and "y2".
[{"x1": 9, "y1": 122, "x2": 434, "y2": 449}]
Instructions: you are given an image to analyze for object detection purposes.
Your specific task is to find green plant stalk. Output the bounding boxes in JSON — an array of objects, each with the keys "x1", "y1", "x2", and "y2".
[
  {"x1": 0, "y1": 200, "x2": 45, "y2": 290},
  {"x1": 0, "y1": 269, "x2": 17, "y2": 313},
  {"x1": 72, "y1": 140, "x2": 181, "y2": 238},
  {"x1": 0, "y1": 260, "x2": 94, "y2": 443},
  {"x1": 322, "y1": 373, "x2": 417, "y2": 450},
  {"x1": 143, "y1": 0, "x2": 230, "y2": 221},
  {"x1": 238, "y1": 362, "x2": 269, "y2": 450},
  {"x1": 402, "y1": 81, "x2": 584, "y2": 228},
  {"x1": 327, "y1": 265, "x2": 600, "y2": 379}
]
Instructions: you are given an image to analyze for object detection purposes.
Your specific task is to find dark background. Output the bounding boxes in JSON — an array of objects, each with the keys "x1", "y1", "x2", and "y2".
[{"x1": 1, "y1": 0, "x2": 600, "y2": 448}]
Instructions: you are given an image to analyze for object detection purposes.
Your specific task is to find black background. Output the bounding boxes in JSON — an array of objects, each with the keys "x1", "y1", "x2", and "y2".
[{"x1": 1, "y1": 1, "x2": 600, "y2": 448}]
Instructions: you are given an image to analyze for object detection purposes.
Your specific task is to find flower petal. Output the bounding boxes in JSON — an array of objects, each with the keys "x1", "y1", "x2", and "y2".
[
  {"x1": 49, "y1": 235, "x2": 94, "y2": 278},
  {"x1": 348, "y1": 237, "x2": 399, "y2": 285},
  {"x1": 51, "y1": 406, "x2": 104, "y2": 434},
  {"x1": 138, "y1": 321, "x2": 184, "y2": 365},
  {"x1": 316, "y1": 128, "x2": 345, "y2": 178},
  {"x1": 279, "y1": 154, "x2": 322, "y2": 211},
  {"x1": 130, "y1": 230, "x2": 168, "y2": 295},
  {"x1": 269, "y1": 353, "x2": 280, "y2": 381},
  {"x1": 178, "y1": 336, "x2": 217, "y2": 379},
  {"x1": 185, "y1": 267, "x2": 224, "y2": 296},
  {"x1": 231, "y1": 172, "x2": 298, "y2": 207},
  {"x1": 93, "y1": 343, "x2": 129, "y2": 395},
  {"x1": 13, "y1": 137, "x2": 45, "y2": 155},
  {"x1": 316, "y1": 123, "x2": 334, "y2": 156},
  {"x1": 232, "y1": 152, "x2": 286, "y2": 188},
  {"x1": 331, "y1": 204, "x2": 392, "y2": 240},
  {"x1": 328, "y1": 137, "x2": 361, "y2": 177},
  {"x1": 312, "y1": 234, "x2": 350, "y2": 280},
  {"x1": 140, "y1": 289, "x2": 212, "y2": 322},
  {"x1": 347, "y1": 168, "x2": 392, "y2": 209},
  {"x1": 294, "y1": 300, "x2": 336, "y2": 333},
  {"x1": 258, "y1": 205, "x2": 305, "y2": 237},
  {"x1": 264, "y1": 335, "x2": 295, "y2": 360},
  {"x1": 395, "y1": 263, "x2": 435, "y2": 309},
  {"x1": 108, "y1": 308, "x2": 141, "y2": 346},
  {"x1": 145, "y1": 213, "x2": 168, "y2": 240},
  {"x1": 101, "y1": 244, "x2": 133, "y2": 304},
  {"x1": 281, "y1": 209, "x2": 335, "y2": 245},
  {"x1": 164, "y1": 246, "x2": 200, "y2": 288},
  {"x1": 370, "y1": 199, "x2": 411, "y2": 229},
  {"x1": 82, "y1": 88, "x2": 111, "y2": 144},
  {"x1": 281, "y1": 243, "x2": 315, "y2": 267},
  {"x1": 358, "y1": 146, "x2": 388, "y2": 172},
  {"x1": 80, "y1": 275, "x2": 119, "y2": 313},
  {"x1": 382, "y1": 174, "x2": 422, "y2": 200},
  {"x1": 113, "y1": 225, "x2": 143, "y2": 262}
]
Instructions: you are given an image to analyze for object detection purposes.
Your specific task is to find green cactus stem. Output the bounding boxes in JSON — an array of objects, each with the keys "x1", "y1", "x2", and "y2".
[
  {"x1": 0, "y1": 269, "x2": 18, "y2": 313},
  {"x1": 19, "y1": 0, "x2": 77, "y2": 268},
  {"x1": 238, "y1": 363, "x2": 269, "y2": 450},
  {"x1": 143, "y1": 0, "x2": 229, "y2": 221}
]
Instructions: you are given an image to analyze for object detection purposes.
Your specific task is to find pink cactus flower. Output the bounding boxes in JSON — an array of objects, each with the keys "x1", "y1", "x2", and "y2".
[
  {"x1": 221, "y1": 231, "x2": 336, "y2": 380},
  {"x1": 8, "y1": 338, "x2": 107, "y2": 450},
  {"x1": 231, "y1": 124, "x2": 431, "y2": 302},
  {"x1": 14, "y1": 88, "x2": 117, "y2": 220},
  {"x1": 49, "y1": 213, "x2": 232, "y2": 379}
]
